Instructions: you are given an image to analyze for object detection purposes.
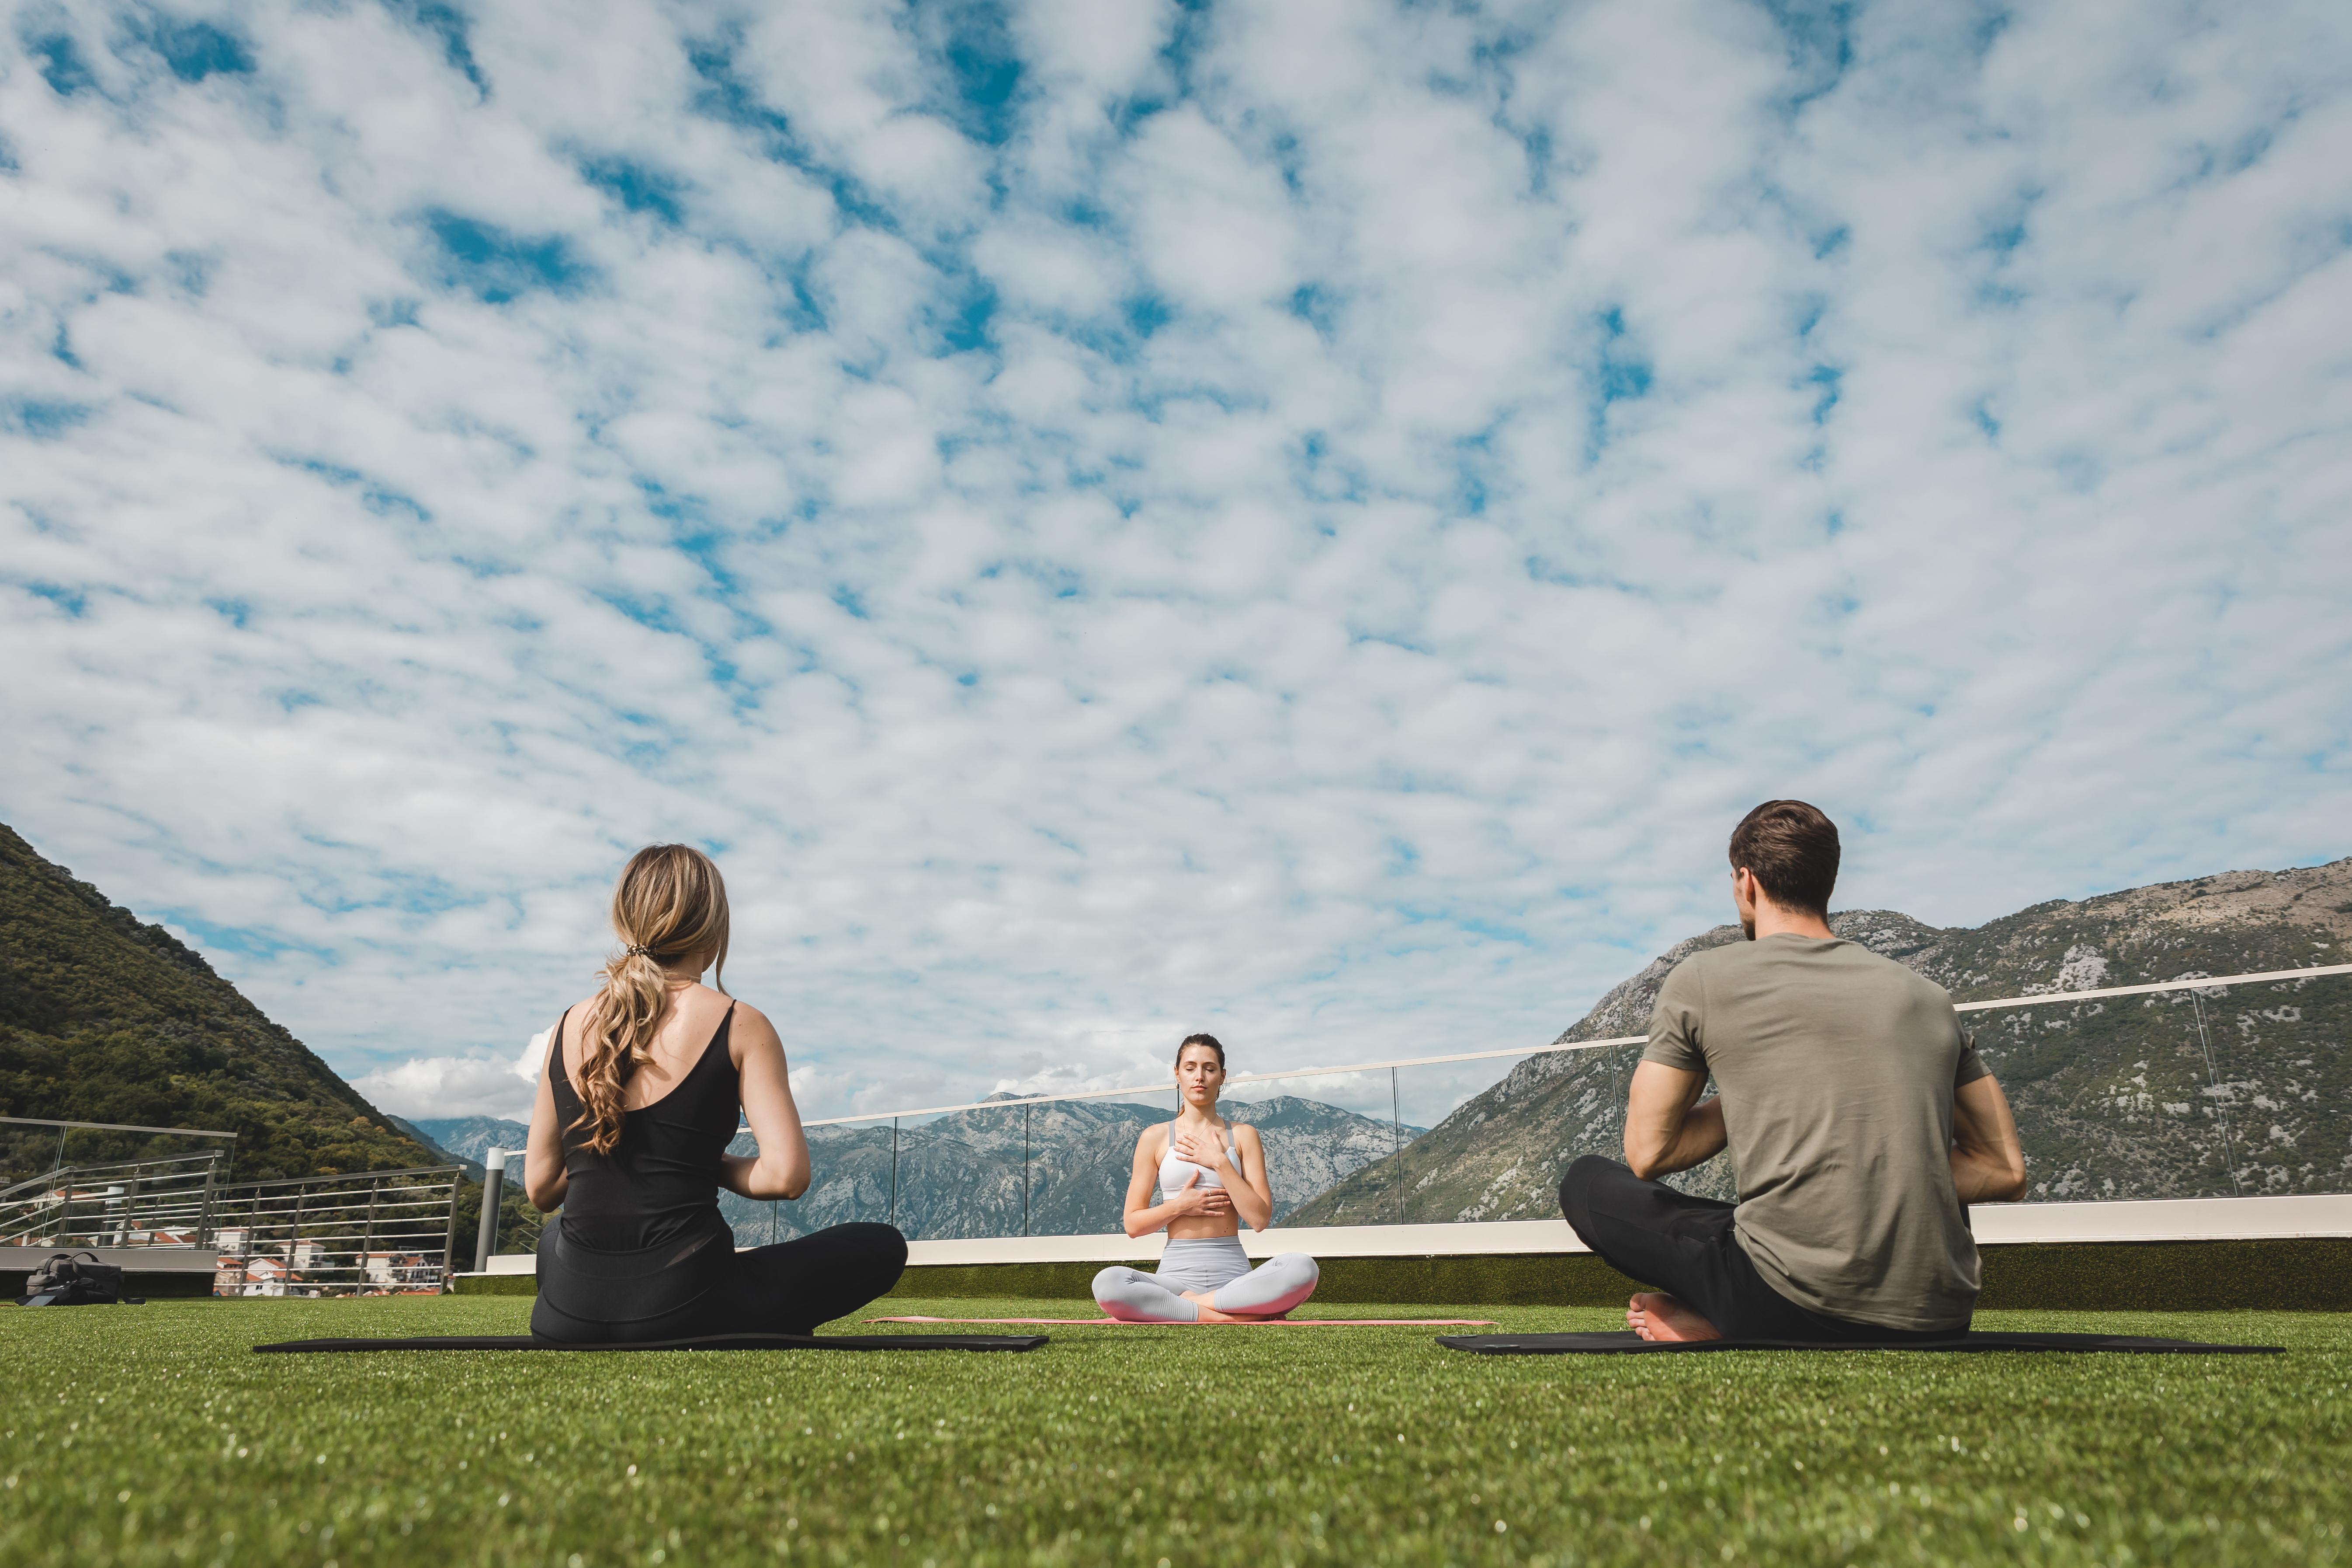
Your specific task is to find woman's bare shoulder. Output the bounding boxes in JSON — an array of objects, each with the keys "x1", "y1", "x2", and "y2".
[
  {"x1": 724, "y1": 998, "x2": 783, "y2": 1051},
  {"x1": 1232, "y1": 1120, "x2": 1266, "y2": 1146}
]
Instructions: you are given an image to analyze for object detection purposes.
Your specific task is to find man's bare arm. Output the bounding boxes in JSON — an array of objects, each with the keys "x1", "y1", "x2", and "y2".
[
  {"x1": 1950, "y1": 1074, "x2": 2027, "y2": 1203},
  {"x1": 1623, "y1": 1061, "x2": 1727, "y2": 1180}
]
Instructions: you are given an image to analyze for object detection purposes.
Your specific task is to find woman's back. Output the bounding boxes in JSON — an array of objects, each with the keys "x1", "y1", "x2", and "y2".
[
  {"x1": 548, "y1": 989, "x2": 741, "y2": 1252},
  {"x1": 521, "y1": 843, "x2": 904, "y2": 1344}
]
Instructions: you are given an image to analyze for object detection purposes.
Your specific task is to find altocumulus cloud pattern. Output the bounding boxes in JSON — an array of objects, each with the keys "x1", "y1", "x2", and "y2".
[{"x1": 1, "y1": 0, "x2": 2348, "y2": 1121}]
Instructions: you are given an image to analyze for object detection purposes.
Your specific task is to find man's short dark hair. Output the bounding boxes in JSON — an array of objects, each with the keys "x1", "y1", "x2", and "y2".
[{"x1": 1728, "y1": 800, "x2": 1840, "y2": 916}]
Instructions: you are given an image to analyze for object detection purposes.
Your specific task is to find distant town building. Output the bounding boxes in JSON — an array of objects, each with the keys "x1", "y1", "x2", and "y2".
[{"x1": 365, "y1": 1252, "x2": 438, "y2": 1290}]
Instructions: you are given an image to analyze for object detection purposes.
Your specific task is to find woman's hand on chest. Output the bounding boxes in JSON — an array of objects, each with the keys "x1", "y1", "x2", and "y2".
[{"x1": 1171, "y1": 1125, "x2": 1233, "y2": 1172}]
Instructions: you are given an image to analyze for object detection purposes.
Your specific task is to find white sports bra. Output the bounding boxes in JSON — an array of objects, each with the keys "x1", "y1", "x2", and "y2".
[{"x1": 1157, "y1": 1119, "x2": 1239, "y2": 1199}]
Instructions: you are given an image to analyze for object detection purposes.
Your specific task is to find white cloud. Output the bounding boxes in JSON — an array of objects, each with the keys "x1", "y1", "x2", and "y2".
[
  {"x1": 3, "y1": 0, "x2": 2349, "y2": 1135},
  {"x1": 354, "y1": 1048, "x2": 537, "y2": 1123}
]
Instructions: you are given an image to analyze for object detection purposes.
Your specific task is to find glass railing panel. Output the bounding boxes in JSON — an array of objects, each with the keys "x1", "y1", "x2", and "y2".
[
  {"x1": 1963, "y1": 968, "x2": 2351, "y2": 1200},
  {"x1": 883, "y1": 1091, "x2": 1183, "y2": 1240},
  {"x1": 2200, "y1": 968, "x2": 2350, "y2": 1196},
  {"x1": 1220, "y1": 1069, "x2": 1419, "y2": 1226},
  {"x1": 54, "y1": 1127, "x2": 231, "y2": 1248},
  {"x1": 719, "y1": 1121, "x2": 906, "y2": 1248},
  {"x1": 890, "y1": 1102, "x2": 1033, "y2": 1242},
  {"x1": 1010, "y1": 1090, "x2": 1179, "y2": 1239},
  {"x1": 1254, "y1": 1046, "x2": 1656, "y2": 1228},
  {"x1": 0, "y1": 1119, "x2": 73, "y2": 1198},
  {"x1": 492, "y1": 1183, "x2": 549, "y2": 1258}
]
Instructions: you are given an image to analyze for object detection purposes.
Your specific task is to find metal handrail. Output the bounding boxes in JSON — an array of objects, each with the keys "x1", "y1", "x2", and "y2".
[
  {"x1": 0, "y1": 1115, "x2": 239, "y2": 1138},
  {"x1": 215, "y1": 1163, "x2": 462, "y2": 1191}
]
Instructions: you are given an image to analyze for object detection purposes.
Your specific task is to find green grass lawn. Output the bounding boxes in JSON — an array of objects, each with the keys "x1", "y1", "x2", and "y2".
[{"x1": 2, "y1": 1296, "x2": 2345, "y2": 1567}]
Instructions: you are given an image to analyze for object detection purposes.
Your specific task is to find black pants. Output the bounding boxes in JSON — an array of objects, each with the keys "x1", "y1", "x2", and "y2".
[
  {"x1": 1558, "y1": 1156, "x2": 1957, "y2": 1343},
  {"x1": 533, "y1": 1220, "x2": 907, "y2": 1344}
]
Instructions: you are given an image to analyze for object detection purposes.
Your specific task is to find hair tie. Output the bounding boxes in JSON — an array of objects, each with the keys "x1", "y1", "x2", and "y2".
[{"x1": 625, "y1": 943, "x2": 653, "y2": 958}]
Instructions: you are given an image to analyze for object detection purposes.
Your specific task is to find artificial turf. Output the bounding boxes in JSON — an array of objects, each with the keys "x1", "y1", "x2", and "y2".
[{"x1": 2, "y1": 1296, "x2": 2345, "y2": 1568}]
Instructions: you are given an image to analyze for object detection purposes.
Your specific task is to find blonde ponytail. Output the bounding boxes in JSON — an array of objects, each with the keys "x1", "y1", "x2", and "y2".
[{"x1": 574, "y1": 844, "x2": 732, "y2": 1154}]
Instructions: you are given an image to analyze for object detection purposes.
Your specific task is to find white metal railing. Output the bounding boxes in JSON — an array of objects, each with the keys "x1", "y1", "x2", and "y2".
[
  {"x1": 205, "y1": 1166, "x2": 465, "y2": 1297},
  {"x1": 0, "y1": 1133, "x2": 467, "y2": 1294},
  {"x1": 0, "y1": 1151, "x2": 225, "y2": 1249},
  {"x1": 797, "y1": 961, "x2": 2352, "y2": 1127}
]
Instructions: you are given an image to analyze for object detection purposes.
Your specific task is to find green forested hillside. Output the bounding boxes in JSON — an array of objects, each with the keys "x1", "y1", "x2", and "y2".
[{"x1": 0, "y1": 822, "x2": 440, "y2": 1180}]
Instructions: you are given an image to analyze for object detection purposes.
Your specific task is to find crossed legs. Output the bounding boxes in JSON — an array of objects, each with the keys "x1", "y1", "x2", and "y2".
[
  {"x1": 1092, "y1": 1252, "x2": 1321, "y2": 1323},
  {"x1": 1557, "y1": 1155, "x2": 1955, "y2": 1344}
]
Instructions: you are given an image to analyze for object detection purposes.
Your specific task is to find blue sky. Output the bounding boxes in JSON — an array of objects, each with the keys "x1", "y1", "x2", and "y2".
[{"x1": 2, "y1": 0, "x2": 2349, "y2": 1123}]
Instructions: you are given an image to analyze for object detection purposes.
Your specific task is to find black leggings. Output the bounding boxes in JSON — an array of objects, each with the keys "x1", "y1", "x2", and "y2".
[
  {"x1": 1558, "y1": 1156, "x2": 1958, "y2": 1342},
  {"x1": 532, "y1": 1221, "x2": 907, "y2": 1344}
]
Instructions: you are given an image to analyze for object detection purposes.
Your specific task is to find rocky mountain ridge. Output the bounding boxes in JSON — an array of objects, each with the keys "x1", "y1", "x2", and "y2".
[{"x1": 406, "y1": 1115, "x2": 526, "y2": 1174}]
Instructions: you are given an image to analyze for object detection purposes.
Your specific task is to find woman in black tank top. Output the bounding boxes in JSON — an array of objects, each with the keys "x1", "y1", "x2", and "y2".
[{"x1": 520, "y1": 845, "x2": 904, "y2": 1343}]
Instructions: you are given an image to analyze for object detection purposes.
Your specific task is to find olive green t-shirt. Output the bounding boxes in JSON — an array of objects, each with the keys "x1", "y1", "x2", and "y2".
[{"x1": 1642, "y1": 934, "x2": 1990, "y2": 1332}]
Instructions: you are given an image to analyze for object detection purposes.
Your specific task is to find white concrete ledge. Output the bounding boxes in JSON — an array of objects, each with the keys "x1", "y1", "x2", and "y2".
[
  {"x1": 904, "y1": 1219, "x2": 1587, "y2": 1266},
  {"x1": 900, "y1": 1195, "x2": 2352, "y2": 1266},
  {"x1": 0, "y1": 1245, "x2": 219, "y2": 1274},
  {"x1": 1969, "y1": 1193, "x2": 2352, "y2": 1245},
  {"x1": 449, "y1": 1195, "x2": 2352, "y2": 1278}
]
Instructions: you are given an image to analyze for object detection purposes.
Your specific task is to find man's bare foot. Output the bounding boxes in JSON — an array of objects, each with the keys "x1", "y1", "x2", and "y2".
[{"x1": 1626, "y1": 1292, "x2": 1723, "y2": 1342}]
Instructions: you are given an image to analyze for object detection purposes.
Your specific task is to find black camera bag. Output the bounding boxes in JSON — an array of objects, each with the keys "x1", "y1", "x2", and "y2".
[{"x1": 17, "y1": 1251, "x2": 133, "y2": 1306}]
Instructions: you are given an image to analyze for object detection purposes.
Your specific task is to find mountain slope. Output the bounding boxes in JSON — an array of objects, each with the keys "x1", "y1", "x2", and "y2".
[
  {"x1": 407, "y1": 1116, "x2": 529, "y2": 1172},
  {"x1": 1287, "y1": 860, "x2": 2352, "y2": 1225},
  {"x1": 722, "y1": 1093, "x2": 1424, "y2": 1245},
  {"x1": 0, "y1": 822, "x2": 440, "y2": 1181}
]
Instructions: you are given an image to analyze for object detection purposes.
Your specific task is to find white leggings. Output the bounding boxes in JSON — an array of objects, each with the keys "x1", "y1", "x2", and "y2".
[{"x1": 1092, "y1": 1238, "x2": 1321, "y2": 1322}]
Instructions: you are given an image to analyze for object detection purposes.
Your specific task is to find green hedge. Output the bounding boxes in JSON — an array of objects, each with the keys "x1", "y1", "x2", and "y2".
[
  {"x1": 446, "y1": 1238, "x2": 2352, "y2": 1311},
  {"x1": 874, "y1": 1239, "x2": 2352, "y2": 1311},
  {"x1": 1973, "y1": 1238, "x2": 2352, "y2": 1312}
]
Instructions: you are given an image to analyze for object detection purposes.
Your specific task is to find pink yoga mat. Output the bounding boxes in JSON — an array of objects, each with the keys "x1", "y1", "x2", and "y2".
[{"x1": 867, "y1": 1315, "x2": 1500, "y2": 1327}]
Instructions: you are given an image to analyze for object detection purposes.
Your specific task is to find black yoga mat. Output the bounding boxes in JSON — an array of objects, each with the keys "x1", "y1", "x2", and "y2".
[
  {"x1": 1437, "y1": 1331, "x2": 2281, "y2": 1356},
  {"x1": 254, "y1": 1332, "x2": 1048, "y2": 1354}
]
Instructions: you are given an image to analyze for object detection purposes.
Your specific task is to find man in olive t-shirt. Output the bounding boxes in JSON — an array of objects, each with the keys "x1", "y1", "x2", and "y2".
[{"x1": 1558, "y1": 801, "x2": 2027, "y2": 1343}]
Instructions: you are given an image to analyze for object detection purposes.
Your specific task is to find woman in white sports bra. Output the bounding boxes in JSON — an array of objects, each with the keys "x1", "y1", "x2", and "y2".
[{"x1": 1089, "y1": 1034, "x2": 1321, "y2": 1322}]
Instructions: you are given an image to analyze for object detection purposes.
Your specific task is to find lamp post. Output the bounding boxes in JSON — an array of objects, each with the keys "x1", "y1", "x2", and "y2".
[{"x1": 474, "y1": 1150, "x2": 510, "y2": 1271}]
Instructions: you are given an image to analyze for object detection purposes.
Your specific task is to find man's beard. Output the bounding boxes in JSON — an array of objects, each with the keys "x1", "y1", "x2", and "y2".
[{"x1": 1740, "y1": 913, "x2": 1756, "y2": 940}]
